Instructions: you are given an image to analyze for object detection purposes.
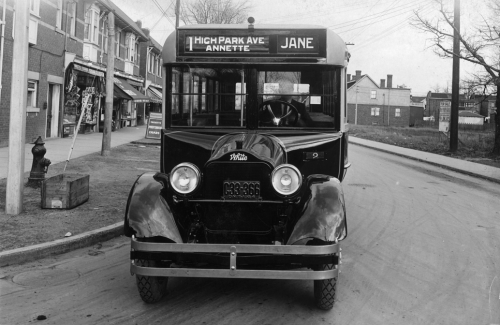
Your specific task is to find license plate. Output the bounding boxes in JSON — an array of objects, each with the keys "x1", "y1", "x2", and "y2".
[{"x1": 223, "y1": 181, "x2": 260, "y2": 199}]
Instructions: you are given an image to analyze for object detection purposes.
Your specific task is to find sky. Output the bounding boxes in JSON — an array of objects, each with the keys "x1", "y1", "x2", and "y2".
[{"x1": 114, "y1": 0, "x2": 493, "y2": 96}]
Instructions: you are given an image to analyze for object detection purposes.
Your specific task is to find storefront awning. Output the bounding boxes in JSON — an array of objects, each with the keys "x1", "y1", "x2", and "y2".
[
  {"x1": 127, "y1": 79, "x2": 143, "y2": 87},
  {"x1": 150, "y1": 86, "x2": 163, "y2": 99},
  {"x1": 114, "y1": 77, "x2": 149, "y2": 103},
  {"x1": 146, "y1": 87, "x2": 162, "y2": 104},
  {"x1": 114, "y1": 84, "x2": 133, "y2": 100}
]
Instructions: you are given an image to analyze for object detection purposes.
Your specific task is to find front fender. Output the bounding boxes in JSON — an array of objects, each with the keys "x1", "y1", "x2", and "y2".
[
  {"x1": 287, "y1": 175, "x2": 347, "y2": 245},
  {"x1": 124, "y1": 172, "x2": 183, "y2": 243}
]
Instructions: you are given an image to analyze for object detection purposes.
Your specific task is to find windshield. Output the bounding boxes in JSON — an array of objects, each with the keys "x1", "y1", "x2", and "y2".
[
  {"x1": 170, "y1": 65, "x2": 248, "y2": 127},
  {"x1": 258, "y1": 68, "x2": 340, "y2": 128},
  {"x1": 168, "y1": 65, "x2": 341, "y2": 129}
]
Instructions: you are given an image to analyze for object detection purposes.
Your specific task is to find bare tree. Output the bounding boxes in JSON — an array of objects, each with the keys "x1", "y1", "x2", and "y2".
[
  {"x1": 460, "y1": 80, "x2": 480, "y2": 98},
  {"x1": 432, "y1": 83, "x2": 441, "y2": 92},
  {"x1": 443, "y1": 81, "x2": 450, "y2": 93},
  {"x1": 178, "y1": 0, "x2": 251, "y2": 25},
  {"x1": 413, "y1": 0, "x2": 500, "y2": 155}
]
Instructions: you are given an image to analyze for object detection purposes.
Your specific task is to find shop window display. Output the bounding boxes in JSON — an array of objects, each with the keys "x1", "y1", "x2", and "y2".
[{"x1": 64, "y1": 63, "x2": 105, "y2": 136}]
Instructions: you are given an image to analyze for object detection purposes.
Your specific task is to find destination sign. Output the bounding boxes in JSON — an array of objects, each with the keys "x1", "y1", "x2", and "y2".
[
  {"x1": 178, "y1": 29, "x2": 326, "y2": 57},
  {"x1": 277, "y1": 36, "x2": 319, "y2": 54},
  {"x1": 185, "y1": 35, "x2": 269, "y2": 53}
]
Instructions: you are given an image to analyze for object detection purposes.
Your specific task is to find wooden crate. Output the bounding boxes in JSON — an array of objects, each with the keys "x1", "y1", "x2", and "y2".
[{"x1": 41, "y1": 174, "x2": 89, "y2": 209}]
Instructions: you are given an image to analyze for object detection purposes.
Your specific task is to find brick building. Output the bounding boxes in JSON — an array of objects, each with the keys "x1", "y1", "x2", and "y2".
[
  {"x1": 425, "y1": 92, "x2": 482, "y2": 126},
  {"x1": 139, "y1": 28, "x2": 163, "y2": 118},
  {"x1": 346, "y1": 71, "x2": 411, "y2": 127},
  {"x1": 0, "y1": 0, "x2": 84, "y2": 147},
  {"x1": 410, "y1": 95, "x2": 425, "y2": 126},
  {"x1": 472, "y1": 95, "x2": 496, "y2": 123},
  {"x1": 64, "y1": 0, "x2": 149, "y2": 136},
  {"x1": 0, "y1": 0, "x2": 157, "y2": 148}
]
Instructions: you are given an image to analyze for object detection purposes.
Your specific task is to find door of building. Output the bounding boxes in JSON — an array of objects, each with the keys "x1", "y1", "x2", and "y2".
[{"x1": 46, "y1": 84, "x2": 61, "y2": 138}]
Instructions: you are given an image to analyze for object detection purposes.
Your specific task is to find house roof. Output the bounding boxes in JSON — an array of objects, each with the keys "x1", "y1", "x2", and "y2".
[
  {"x1": 410, "y1": 96, "x2": 426, "y2": 103},
  {"x1": 97, "y1": 0, "x2": 148, "y2": 42},
  {"x1": 429, "y1": 92, "x2": 451, "y2": 99},
  {"x1": 149, "y1": 36, "x2": 162, "y2": 50},
  {"x1": 347, "y1": 78, "x2": 361, "y2": 89},
  {"x1": 347, "y1": 74, "x2": 379, "y2": 89},
  {"x1": 459, "y1": 111, "x2": 484, "y2": 118},
  {"x1": 428, "y1": 92, "x2": 469, "y2": 100},
  {"x1": 474, "y1": 95, "x2": 496, "y2": 101}
]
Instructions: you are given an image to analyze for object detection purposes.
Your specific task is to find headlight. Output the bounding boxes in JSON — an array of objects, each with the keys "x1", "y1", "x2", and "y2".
[
  {"x1": 271, "y1": 164, "x2": 302, "y2": 196},
  {"x1": 170, "y1": 163, "x2": 200, "y2": 195}
]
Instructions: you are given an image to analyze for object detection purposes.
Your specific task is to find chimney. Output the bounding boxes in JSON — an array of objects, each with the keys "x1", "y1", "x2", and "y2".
[
  {"x1": 347, "y1": 74, "x2": 351, "y2": 82},
  {"x1": 355, "y1": 70, "x2": 361, "y2": 81},
  {"x1": 380, "y1": 79, "x2": 385, "y2": 88},
  {"x1": 387, "y1": 74, "x2": 393, "y2": 88},
  {"x1": 142, "y1": 28, "x2": 150, "y2": 37},
  {"x1": 136, "y1": 20, "x2": 142, "y2": 28}
]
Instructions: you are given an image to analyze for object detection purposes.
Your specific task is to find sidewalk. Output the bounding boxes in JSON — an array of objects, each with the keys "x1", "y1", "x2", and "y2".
[
  {"x1": 1, "y1": 134, "x2": 499, "y2": 266},
  {"x1": 349, "y1": 136, "x2": 500, "y2": 184},
  {"x1": 0, "y1": 125, "x2": 149, "y2": 180}
]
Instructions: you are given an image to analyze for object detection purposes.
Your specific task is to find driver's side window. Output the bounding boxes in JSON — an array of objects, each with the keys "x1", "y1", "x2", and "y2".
[
  {"x1": 258, "y1": 71, "x2": 311, "y2": 127},
  {"x1": 258, "y1": 68, "x2": 338, "y2": 129}
]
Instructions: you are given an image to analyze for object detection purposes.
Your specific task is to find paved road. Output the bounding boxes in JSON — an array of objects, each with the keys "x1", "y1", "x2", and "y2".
[{"x1": 1, "y1": 145, "x2": 499, "y2": 324}]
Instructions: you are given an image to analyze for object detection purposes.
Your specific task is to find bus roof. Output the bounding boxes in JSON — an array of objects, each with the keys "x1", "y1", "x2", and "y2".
[{"x1": 162, "y1": 24, "x2": 349, "y2": 66}]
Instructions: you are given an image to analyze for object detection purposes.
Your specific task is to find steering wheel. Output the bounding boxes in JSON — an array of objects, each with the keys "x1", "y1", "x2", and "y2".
[{"x1": 258, "y1": 100, "x2": 299, "y2": 126}]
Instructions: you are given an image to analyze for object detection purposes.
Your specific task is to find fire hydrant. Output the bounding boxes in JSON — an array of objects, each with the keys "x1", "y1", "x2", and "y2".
[{"x1": 27, "y1": 136, "x2": 51, "y2": 187}]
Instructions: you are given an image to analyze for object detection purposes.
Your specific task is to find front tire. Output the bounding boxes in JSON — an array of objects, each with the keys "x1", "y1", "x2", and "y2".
[
  {"x1": 314, "y1": 263, "x2": 337, "y2": 310},
  {"x1": 135, "y1": 259, "x2": 168, "y2": 303}
]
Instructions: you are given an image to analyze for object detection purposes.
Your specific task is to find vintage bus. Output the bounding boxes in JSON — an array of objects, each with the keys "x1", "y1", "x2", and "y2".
[{"x1": 125, "y1": 21, "x2": 350, "y2": 310}]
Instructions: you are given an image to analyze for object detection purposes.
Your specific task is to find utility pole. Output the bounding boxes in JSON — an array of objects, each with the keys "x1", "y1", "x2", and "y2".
[
  {"x1": 383, "y1": 93, "x2": 386, "y2": 124},
  {"x1": 175, "y1": 0, "x2": 180, "y2": 30},
  {"x1": 101, "y1": 11, "x2": 115, "y2": 156},
  {"x1": 6, "y1": 0, "x2": 30, "y2": 215},
  {"x1": 387, "y1": 88, "x2": 391, "y2": 126},
  {"x1": 355, "y1": 86, "x2": 358, "y2": 125},
  {"x1": 450, "y1": 0, "x2": 460, "y2": 152}
]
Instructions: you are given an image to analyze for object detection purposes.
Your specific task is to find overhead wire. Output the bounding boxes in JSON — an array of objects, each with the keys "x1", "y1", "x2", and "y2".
[
  {"x1": 331, "y1": 1, "x2": 419, "y2": 29},
  {"x1": 349, "y1": 0, "x2": 401, "y2": 40},
  {"x1": 150, "y1": 0, "x2": 176, "y2": 31},
  {"x1": 346, "y1": 0, "x2": 383, "y2": 40},
  {"x1": 331, "y1": 0, "x2": 431, "y2": 31},
  {"x1": 351, "y1": 2, "x2": 434, "y2": 52},
  {"x1": 261, "y1": 0, "x2": 398, "y2": 24},
  {"x1": 260, "y1": 0, "x2": 432, "y2": 47},
  {"x1": 151, "y1": 0, "x2": 176, "y2": 28},
  {"x1": 334, "y1": 0, "x2": 432, "y2": 35},
  {"x1": 149, "y1": 0, "x2": 178, "y2": 43}
]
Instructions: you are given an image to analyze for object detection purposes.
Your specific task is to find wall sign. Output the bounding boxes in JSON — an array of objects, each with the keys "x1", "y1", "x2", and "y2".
[
  {"x1": 439, "y1": 106, "x2": 450, "y2": 132},
  {"x1": 146, "y1": 112, "x2": 162, "y2": 139}
]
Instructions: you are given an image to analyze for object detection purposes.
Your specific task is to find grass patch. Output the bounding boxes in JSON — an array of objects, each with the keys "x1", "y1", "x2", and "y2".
[{"x1": 349, "y1": 125, "x2": 498, "y2": 164}]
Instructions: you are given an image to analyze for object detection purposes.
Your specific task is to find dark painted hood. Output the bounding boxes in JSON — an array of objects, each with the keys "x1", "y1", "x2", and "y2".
[{"x1": 163, "y1": 130, "x2": 343, "y2": 170}]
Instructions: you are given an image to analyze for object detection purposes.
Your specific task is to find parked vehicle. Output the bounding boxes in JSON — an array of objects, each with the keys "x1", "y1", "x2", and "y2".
[{"x1": 124, "y1": 21, "x2": 350, "y2": 310}]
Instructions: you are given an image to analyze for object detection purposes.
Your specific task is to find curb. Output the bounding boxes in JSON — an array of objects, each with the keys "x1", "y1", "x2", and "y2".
[
  {"x1": 131, "y1": 140, "x2": 161, "y2": 146},
  {"x1": 349, "y1": 140, "x2": 500, "y2": 185},
  {"x1": 0, "y1": 222, "x2": 123, "y2": 267}
]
